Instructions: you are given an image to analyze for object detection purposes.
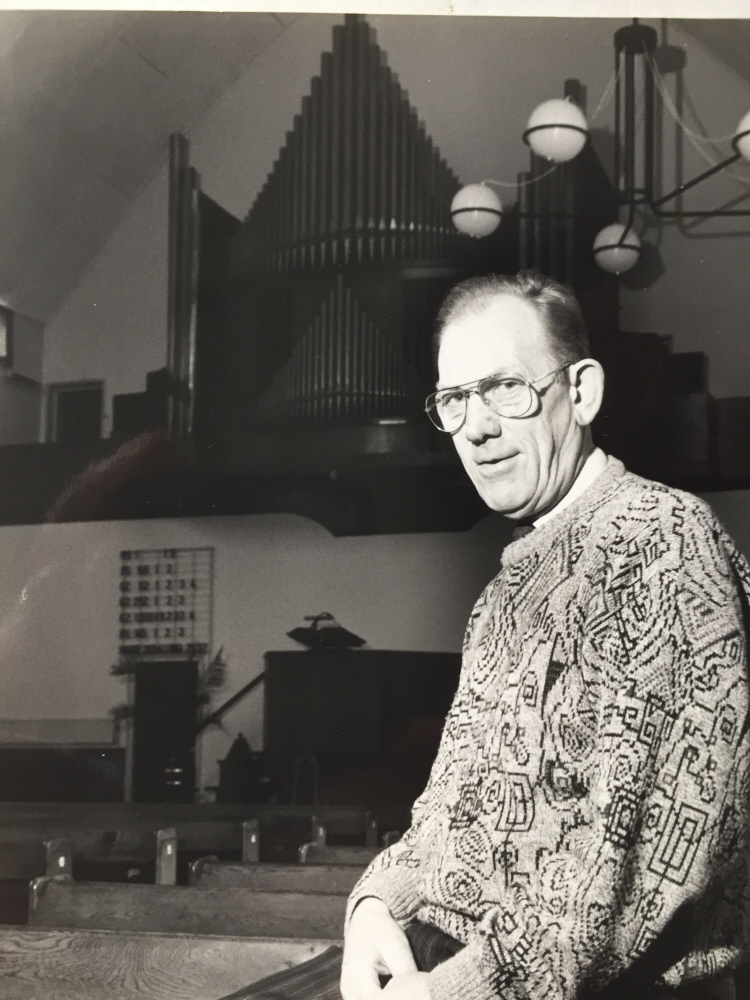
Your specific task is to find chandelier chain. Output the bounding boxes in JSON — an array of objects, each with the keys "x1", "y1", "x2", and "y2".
[
  {"x1": 482, "y1": 164, "x2": 558, "y2": 190},
  {"x1": 645, "y1": 51, "x2": 750, "y2": 187},
  {"x1": 646, "y1": 52, "x2": 741, "y2": 146},
  {"x1": 469, "y1": 51, "x2": 749, "y2": 196},
  {"x1": 589, "y1": 66, "x2": 620, "y2": 123}
]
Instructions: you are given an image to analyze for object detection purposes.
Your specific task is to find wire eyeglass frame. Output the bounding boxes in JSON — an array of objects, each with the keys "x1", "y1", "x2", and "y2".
[{"x1": 425, "y1": 363, "x2": 572, "y2": 433}]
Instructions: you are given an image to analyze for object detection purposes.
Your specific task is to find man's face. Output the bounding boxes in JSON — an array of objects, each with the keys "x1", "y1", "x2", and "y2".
[{"x1": 437, "y1": 294, "x2": 584, "y2": 520}]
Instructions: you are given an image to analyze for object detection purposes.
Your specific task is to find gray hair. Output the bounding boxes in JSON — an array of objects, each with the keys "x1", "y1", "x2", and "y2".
[{"x1": 433, "y1": 270, "x2": 590, "y2": 368}]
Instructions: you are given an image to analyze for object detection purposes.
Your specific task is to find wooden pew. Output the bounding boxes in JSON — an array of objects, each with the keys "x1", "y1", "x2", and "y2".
[
  {"x1": 0, "y1": 926, "x2": 334, "y2": 1000},
  {"x1": 29, "y1": 875, "x2": 348, "y2": 939},
  {"x1": 0, "y1": 802, "x2": 368, "y2": 830},
  {"x1": 312, "y1": 811, "x2": 379, "y2": 847},
  {"x1": 0, "y1": 821, "x2": 243, "y2": 860},
  {"x1": 190, "y1": 858, "x2": 366, "y2": 895},
  {"x1": 0, "y1": 823, "x2": 250, "y2": 928},
  {"x1": 0, "y1": 834, "x2": 155, "y2": 927},
  {"x1": 0, "y1": 803, "x2": 370, "y2": 874},
  {"x1": 0, "y1": 827, "x2": 163, "y2": 883},
  {"x1": 37, "y1": 823, "x2": 246, "y2": 888},
  {"x1": 297, "y1": 811, "x2": 382, "y2": 865},
  {"x1": 299, "y1": 843, "x2": 380, "y2": 865},
  {"x1": 0, "y1": 806, "x2": 379, "y2": 920}
]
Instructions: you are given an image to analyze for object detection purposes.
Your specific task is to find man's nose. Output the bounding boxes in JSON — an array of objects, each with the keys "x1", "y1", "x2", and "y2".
[{"x1": 462, "y1": 391, "x2": 502, "y2": 442}]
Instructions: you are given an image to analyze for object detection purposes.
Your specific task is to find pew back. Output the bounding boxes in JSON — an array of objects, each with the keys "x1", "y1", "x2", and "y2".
[
  {"x1": 190, "y1": 859, "x2": 366, "y2": 895},
  {"x1": 309, "y1": 811, "x2": 378, "y2": 847},
  {"x1": 0, "y1": 841, "x2": 46, "y2": 880},
  {"x1": 29, "y1": 877, "x2": 347, "y2": 939},
  {"x1": 298, "y1": 844, "x2": 379, "y2": 866},
  {"x1": 0, "y1": 821, "x2": 247, "y2": 879},
  {"x1": 0, "y1": 802, "x2": 367, "y2": 828}
]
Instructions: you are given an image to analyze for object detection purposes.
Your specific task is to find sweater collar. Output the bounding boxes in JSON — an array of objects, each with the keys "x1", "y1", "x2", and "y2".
[
  {"x1": 501, "y1": 455, "x2": 627, "y2": 567},
  {"x1": 532, "y1": 447, "x2": 609, "y2": 528}
]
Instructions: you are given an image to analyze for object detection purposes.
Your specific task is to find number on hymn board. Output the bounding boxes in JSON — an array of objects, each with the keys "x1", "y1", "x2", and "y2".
[{"x1": 117, "y1": 547, "x2": 213, "y2": 658}]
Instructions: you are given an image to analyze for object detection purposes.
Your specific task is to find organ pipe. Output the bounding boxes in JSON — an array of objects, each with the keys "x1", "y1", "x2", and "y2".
[
  {"x1": 253, "y1": 276, "x2": 419, "y2": 426},
  {"x1": 237, "y1": 16, "x2": 462, "y2": 431},
  {"x1": 236, "y1": 14, "x2": 460, "y2": 272}
]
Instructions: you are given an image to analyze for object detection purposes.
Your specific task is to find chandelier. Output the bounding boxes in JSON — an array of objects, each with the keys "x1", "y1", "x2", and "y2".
[{"x1": 451, "y1": 19, "x2": 750, "y2": 275}]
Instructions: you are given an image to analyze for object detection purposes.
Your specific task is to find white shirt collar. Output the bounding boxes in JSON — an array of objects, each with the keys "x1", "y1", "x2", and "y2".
[{"x1": 532, "y1": 447, "x2": 609, "y2": 528}]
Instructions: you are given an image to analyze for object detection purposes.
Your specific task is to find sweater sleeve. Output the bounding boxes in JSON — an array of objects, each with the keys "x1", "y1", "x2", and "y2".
[
  {"x1": 345, "y1": 704, "x2": 463, "y2": 929},
  {"x1": 427, "y1": 502, "x2": 750, "y2": 1000},
  {"x1": 345, "y1": 581, "x2": 497, "y2": 932},
  {"x1": 344, "y1": 804, "x2": 427, "y2": 929}
]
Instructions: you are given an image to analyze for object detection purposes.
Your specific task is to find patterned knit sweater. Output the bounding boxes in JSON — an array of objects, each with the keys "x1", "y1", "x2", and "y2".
[{"x1": 346, "y1": 457, "x2": 750, "y2": 1000}]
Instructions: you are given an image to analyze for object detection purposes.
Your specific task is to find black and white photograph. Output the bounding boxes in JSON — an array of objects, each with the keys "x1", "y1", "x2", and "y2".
[{"x1": 0, "y1": 4, "x2": 748, "y2": 999}]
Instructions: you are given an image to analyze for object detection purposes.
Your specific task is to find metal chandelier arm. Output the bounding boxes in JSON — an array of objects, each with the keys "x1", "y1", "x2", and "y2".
[
  {"x1": 648, "y1": 151, "x2": 750, "y2": 217},
  {"x1": 612, "y1": 19, "x2": 750, "y2": 222},
  {"x1": 449, "y1": 17, "x2": 750, "y2": 269}
]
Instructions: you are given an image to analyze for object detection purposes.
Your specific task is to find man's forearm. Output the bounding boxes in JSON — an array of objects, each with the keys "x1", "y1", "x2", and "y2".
[{"x1": 346, "y1": 837, "x2": 425, "y2": 932}]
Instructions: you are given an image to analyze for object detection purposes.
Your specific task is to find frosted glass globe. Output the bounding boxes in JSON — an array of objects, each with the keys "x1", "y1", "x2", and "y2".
[
  {"x1": 593, "y1": 224, "x2": 641, "y2": 275},
  {"x1": 733, "y1": 110, "x2": 750, "y2": 161},
  {"x1": 451, "y1": 184, "x2": 503, "y2": 238},
  {"x1": 524, "y1": 99, "x2": 588, "y2": 163}
]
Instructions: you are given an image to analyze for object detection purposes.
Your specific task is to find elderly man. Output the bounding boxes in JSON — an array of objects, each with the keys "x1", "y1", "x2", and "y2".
[{"x1": 341, "y1": 272, "x2": 750, "y2": 1000}]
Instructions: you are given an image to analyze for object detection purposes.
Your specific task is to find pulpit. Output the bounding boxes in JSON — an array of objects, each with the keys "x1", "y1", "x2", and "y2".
[{"x1": 263, "y1": 649, "x2": 461, "y2": 822}]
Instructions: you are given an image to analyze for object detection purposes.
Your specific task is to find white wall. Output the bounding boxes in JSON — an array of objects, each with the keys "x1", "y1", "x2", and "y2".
[
  {"x1": 0, "y1": 509, "x2": 512, "y2": 790},
  {"x1": 618, "y1": 22, "x2": 750, "y2": 399},
  {"x1": 42, "y1": 170, "x2": 168, "y2": 437},
  {"x1": 0, "y1": 311, "x2": 45, "y2": 445},
  {"x1": 189, "y1": 14, "x2": 341, "y2": 219},
  {"x1": 42, "y1": 15, "x2": 750, "y2": 411}
]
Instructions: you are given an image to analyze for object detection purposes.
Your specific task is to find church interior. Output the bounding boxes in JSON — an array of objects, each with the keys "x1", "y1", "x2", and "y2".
[{"x1": 0, "y1": 10, "x2": 748, "y2": 997}]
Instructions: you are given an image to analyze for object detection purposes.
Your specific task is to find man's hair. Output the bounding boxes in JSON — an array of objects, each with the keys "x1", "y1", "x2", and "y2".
[{"x1": 433, "y1": 270, "x2": 591, "y2": 369}]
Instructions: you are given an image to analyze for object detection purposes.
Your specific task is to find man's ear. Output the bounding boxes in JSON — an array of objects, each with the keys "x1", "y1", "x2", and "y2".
[{"x1": 568, "y1": 359, "x2": 604, "y2": 427}]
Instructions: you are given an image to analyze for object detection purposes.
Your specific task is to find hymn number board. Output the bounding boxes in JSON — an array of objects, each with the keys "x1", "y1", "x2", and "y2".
[{"x1": 119, "y1": 547, "x2": 214, "y2": 658}]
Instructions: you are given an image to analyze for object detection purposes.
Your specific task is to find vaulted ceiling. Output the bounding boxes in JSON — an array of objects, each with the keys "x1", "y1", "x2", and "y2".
[
  {"x1": 0, "y1": 10, "x2": 297, "y2": 323},
  {"x1": 1, "y1": 13, "x2": 747, "y2": 330}
]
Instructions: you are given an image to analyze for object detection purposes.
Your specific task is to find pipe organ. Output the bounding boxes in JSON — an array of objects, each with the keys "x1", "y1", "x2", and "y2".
[
  {"x1": 218, "y1": 19, "x2": 607, "y2": 486},
  {"x1": 234, "y1": 16, "x2": 461, "y2": 275},
  {"x1": 187, "y1": 16, "x2": 720, "y2": 529},
  {"x1": 518, "y1": 151, "x2": 576, "y2": 287},
  {"x1": 226, "y1": 14, "x2": 485, "y2": 457}
]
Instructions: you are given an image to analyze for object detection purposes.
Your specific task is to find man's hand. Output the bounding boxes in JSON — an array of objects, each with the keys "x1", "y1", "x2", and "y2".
[
  {"x1": 340, "y1": 898, "x2": 418, "y2": 1000},
  {"x1": 382, "y1": 972, "x2": 431, "y2": 1000}
]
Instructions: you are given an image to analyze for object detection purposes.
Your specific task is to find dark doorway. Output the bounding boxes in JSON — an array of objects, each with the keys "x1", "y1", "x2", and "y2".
[
  {"x1": 47, "y1": 382, "x2": 103, "y2": 443},
  {"x1": 131, "y1": 660, "x2": 198, "y2": 803}
]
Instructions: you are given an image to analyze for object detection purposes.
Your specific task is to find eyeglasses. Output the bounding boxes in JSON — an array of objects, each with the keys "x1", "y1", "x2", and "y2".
[{"x1": 425, "y1": 363, "x2": 571, "y2": 433}]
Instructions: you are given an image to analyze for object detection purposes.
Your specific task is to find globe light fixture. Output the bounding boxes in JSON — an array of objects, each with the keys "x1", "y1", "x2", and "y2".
[
  {"x1": 523, "y1": 98, "x2": 588, "y2": 163},
  {"x1": 732, "y1": 110, "x2": 750, "y2": 162},
  {"x1": 450, "y1": 19, "x2": 750, "y2": 262},
  {"x1": 593, "y1": 223, "x2": 641, "y2": 275},
  {"x1": 450, "y1": 183, "x2": 503, "y2": 238}
]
